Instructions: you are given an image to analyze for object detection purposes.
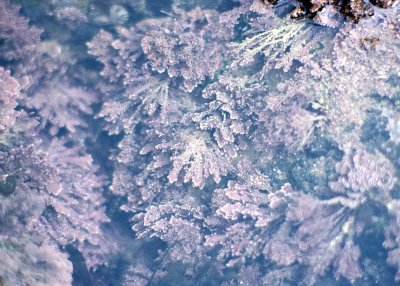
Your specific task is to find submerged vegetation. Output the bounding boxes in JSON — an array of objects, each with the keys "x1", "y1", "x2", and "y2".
[{"x1": 0, "y1": 0, "x2": 400, "y2": 285}]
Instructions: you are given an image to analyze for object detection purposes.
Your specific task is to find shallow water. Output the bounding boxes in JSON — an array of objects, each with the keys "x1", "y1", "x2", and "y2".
[{"x1": 1, "y1": 0, "x2": 400, "y2": 285}]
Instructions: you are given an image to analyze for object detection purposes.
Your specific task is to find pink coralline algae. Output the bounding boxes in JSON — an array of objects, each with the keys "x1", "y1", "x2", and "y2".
[
  {"x1": 0, "y1": 68, "x2": 22, "y2": 134},
  {"x1": 0, "y1": 1, "x2": 42, "y2": 62},
  {"x1": 1, "y1": 0, "x2": 400, "y2": 285}
]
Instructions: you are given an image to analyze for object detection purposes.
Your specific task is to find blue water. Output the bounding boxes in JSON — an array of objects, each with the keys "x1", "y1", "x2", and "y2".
[{"x1": 1, "y1": 0, "x2": 400, "y2": 285}]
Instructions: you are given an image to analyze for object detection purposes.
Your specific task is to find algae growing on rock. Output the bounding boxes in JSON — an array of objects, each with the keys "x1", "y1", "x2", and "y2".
[{"x1": 0, "y1": 0, "x2": 400, "y2": 285}]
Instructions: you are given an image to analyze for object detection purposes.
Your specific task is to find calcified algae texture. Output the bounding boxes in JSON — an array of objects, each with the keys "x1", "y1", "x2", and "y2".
[{"x1": 0, "y1": 0, "x2": 400, "y2": 285}]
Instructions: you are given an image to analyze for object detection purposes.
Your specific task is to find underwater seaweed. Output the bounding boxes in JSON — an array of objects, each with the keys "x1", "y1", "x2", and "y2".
[
  {"x1": 2, "y1": 0, "x2": 400, "y2": 284},
  {"x1": 0, "y1": 68, "x2": 24, "y2": 135},
  {"x1": 85, "y1": 1, "x2": 400, "y2": 284},
  {"x1": 0, "y1": 236, "x2": 73, "y2": 286},
  {"x1": 0, "y1": 0, "x2": 42, "y2": 62},
  {"x1": 0, "y1": 66, "x2": 110, "y2": 269}
]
